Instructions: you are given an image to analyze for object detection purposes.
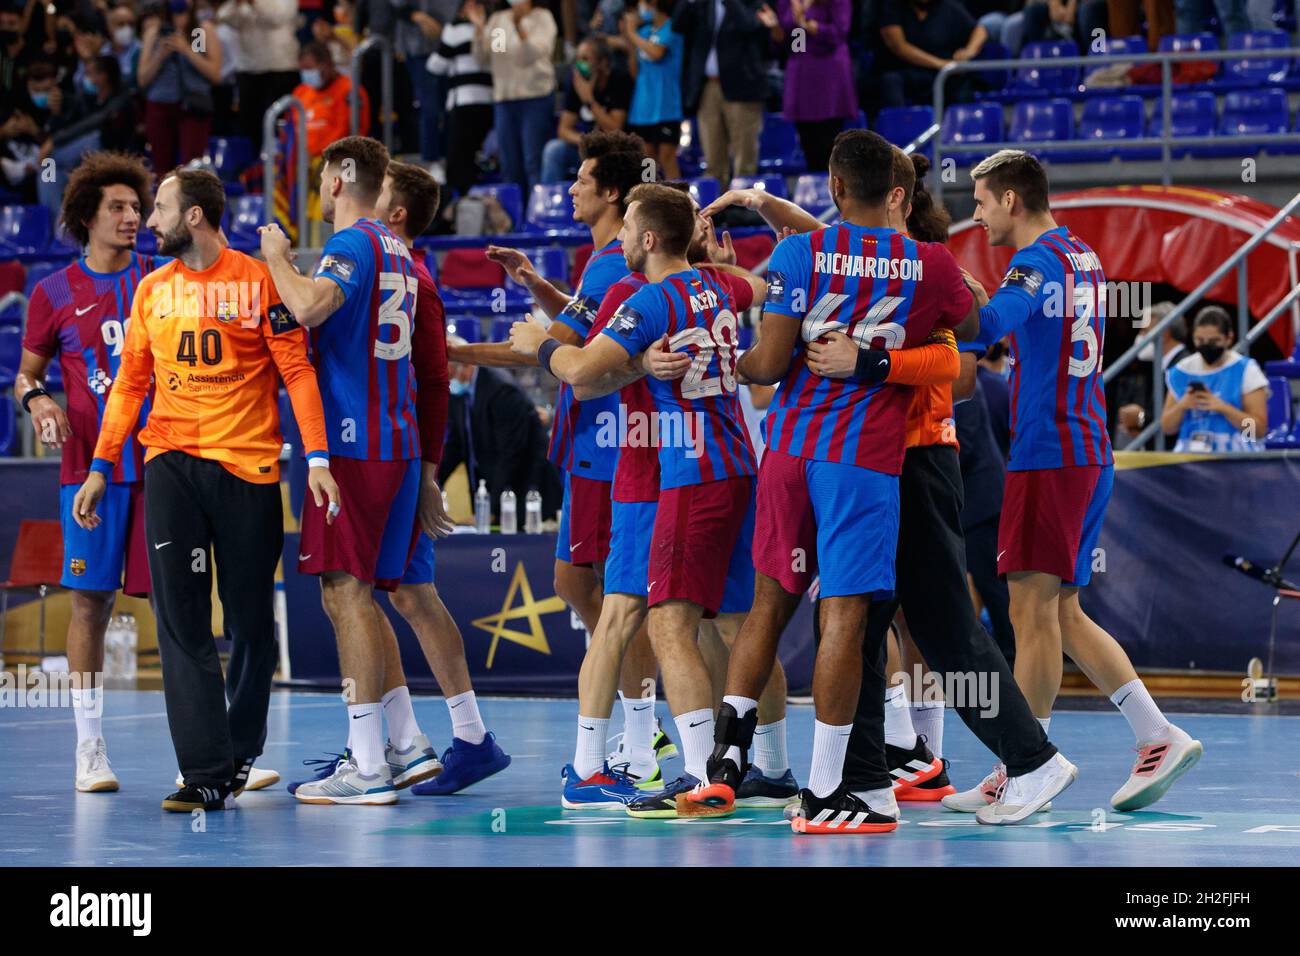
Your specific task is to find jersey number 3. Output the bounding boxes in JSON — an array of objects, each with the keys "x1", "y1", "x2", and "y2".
[{"x1": 376, "y1": 272, "x2": 418, "y2": 361}]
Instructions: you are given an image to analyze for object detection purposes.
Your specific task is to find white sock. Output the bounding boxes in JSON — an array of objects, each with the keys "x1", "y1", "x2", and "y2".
[
  {"x1": 70, "y1": 686, "x2": 103, "y2": 744},
  {"x1": 1036, "y1": 716, "x2": 1051, "y2": 734},
  {"x1": 721, "y1": 694, "x2": 758, "y2": 768},
  {"x1": 381, "y1": 685, "x2": 421, "y2": 750},
  {"x1": 1110, "y1": 678, "x2": 1170, "y2": 743},
  {"x1": 753, "y1": 718, "x2": 789, "y2": 776},
  {"x1": 911, "y1": 702, "x2": 945, "y2": 759},
  {"x1": 447, "y1": 690, "x2": 487, "y2": 744},
  {"x1": 574, "y1": 716, "x2": 609, "y2": 779},
  {"x1": 347, "y1": 704, "x2": 385, "y2": 773},
  {"x1": 851, "y1": 785, "x2": 899, "y2": 819},
  {"x1": 674, "y1": 708, "x2": 714, "y2": 782},
  {"x1": 619, "y1": 690, "x2": 657, "y2": 763},
  {"x1": 884, "y1": 684, "x2": 917, "y2": 749},
  {"x1": 808, "y1": 719, "x2": 852, "y2": 798}
]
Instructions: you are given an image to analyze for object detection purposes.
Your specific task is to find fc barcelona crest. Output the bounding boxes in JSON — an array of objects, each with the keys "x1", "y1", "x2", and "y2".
[
  {"x1": 69, "y1": 558, "x2": 86, "y2": 577},
  {"x1": 216, "y1": 300, "x2": 240, "y2": 323}
]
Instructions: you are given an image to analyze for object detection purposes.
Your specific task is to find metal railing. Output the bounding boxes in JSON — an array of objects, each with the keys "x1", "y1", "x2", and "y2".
[
  {"x1": 928, "y1": 46, "x2": 1300, "y2": 204},
  {"x1": 261, "y1": 94, "x2": 310, "y2": 245},
  {"x1": 1102, "y1": 189, "x2": 1300, "y2": 450},
  {"x1": 350, "y1": 34, "x2": 394, "y2": 150}
]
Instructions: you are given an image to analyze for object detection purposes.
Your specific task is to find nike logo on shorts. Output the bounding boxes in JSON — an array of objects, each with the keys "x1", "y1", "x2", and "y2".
[
  {"x1": 154, "y1": 541, "x2": 171, "y2": 550},
  {"x1": 570, "y1": 541, "x2": 583, "y2": 552},
  {"x1": 997, "y1": 550, "x2": 1007, "y2": 561},
  {"x1": 298, "y1": 554, "x2": 312, "y2": 561}
]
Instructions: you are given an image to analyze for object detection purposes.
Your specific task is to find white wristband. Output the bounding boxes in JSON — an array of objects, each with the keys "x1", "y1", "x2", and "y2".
[{"x1": 307, "y1": 455, "x2": 330, "y2": 469}]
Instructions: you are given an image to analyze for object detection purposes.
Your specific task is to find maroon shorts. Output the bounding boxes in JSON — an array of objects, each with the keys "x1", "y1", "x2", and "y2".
[
  {"x1": 998, "y1": 464, "x2": 1112, "y2": 586},
  {"x1": 566, "y1": 475, "x2": 613, "y2": 567},
  {"x1": 648, "y1": 476, "x2": 753, "y2": 617},
  {"x1": 298, "y1": 457, "x2": 420, "y2": 592},
  {"x1": 123, "y1": 481, "x2": 151, "y2": 597}
]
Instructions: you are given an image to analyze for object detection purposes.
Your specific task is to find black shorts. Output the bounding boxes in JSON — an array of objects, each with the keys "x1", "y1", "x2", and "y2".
[{"x1": 629, "y1": 121, "x2": 680, "y2": 146}]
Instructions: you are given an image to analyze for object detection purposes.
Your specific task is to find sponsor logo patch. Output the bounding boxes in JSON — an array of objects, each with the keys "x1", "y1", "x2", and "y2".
[
  {"x1": 1001, "y1": 266, "x2": 1045, "y2": 296},
  {"x1": 316, "y1": 254, "x2": 355, "y2": 282}
]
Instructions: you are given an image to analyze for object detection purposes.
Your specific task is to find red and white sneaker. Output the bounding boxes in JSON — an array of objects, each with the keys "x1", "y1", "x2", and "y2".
[
  {"x1": 941, "y1": 763, "x2": 1053, "y2": 813},
  {"x1": 1110, "y1": 724, "x2": 1203, "y2": 811}
]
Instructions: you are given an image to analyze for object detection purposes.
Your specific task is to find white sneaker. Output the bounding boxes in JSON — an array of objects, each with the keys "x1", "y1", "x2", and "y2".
[
  {"x1": 606, "y1": 732, "x2": 661, "y2": 790},
  {"x1": 386, "y1": 733, "x2": 443, "y2": 789},
  {"x1": 942, "y1": 762, "x2": 1053, "y2": 814},
  {"x1": 294, "y1": 754, "x2": 398, "y2": 805},
  {"x1": 1110, "y1": 724, "x2": 1203, "y2": 812},
  {"x1": 976, "y1": 753, "x2": 1077, "y2": 825},
  {"x1": 75, "y1": 738, "x2": 120, "y2": 793},
  {"x1": 175, "y1": 766, "x2": 281, "y2": 791}
]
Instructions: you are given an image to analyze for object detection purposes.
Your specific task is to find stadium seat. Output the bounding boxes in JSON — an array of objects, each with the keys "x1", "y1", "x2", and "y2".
[
  {"x1": 444, "y1": 316, "x2": 482, "y2": 343},
  {"x1": 1217, "y1": 88, "x2": 1290, "y2": 155},
  {"x1": 1264, "y1": 339, "x2": 1300, "y2": 378},
  {"x1": 729, "y1": 175, "x2": 787, "y2": 200},
  {"x1": 1224, "y1": 30, "x2": 1291, "y2": 86},
  {"x1": 45, "y1": 356, "x2": 62, "y2": 392},
  {"x1": 843, "y1": 110, "x2": 868, "y2": 130},
  {"x1": 1091, "y1": 34, "x2": 1145, "y2": 57},
  {"x1": 1076, "y1": 95, "x2": 1154, "y2": 161},
  {"x1": 1014, "y1": 41, "x2": 1082, "y2": 94},
  {"x1": 22, "y1": 260, "x2": 62, "y2": 298},
  {"x1": 687, "y1": 177, "x2": 721, "y2": 210},
  {"x1": 226, "y1": 194, "x2": 266, "y2": 251},
  {"x1": 1158, "y1": 33, "x2": 1221, "y2": 80},
  {"x1": 792, "y1": 174, "x2": 834, "y2": 220},
  {"x1": 874, "y1": 106, "x2": 935, "y2": 153},
  {"x1": 207, "y1": 136, "x2": 255, "y2": 183},
  {"x1": 757, "y1": 113, "x2": 805, "y2": 173},
  {"x1": 1262, "y1": 376, "x2": 1295, "y2": 446},
  {"x1": 0, "y1": 327, "x2": 22, "y2": 390},
  {"x1": 0, "y1": 296, "x2": 20, "y2": 330},
  {"x1": 135, "y1": 227, "x2": 158, "y2": 255},
  {"x1": 524, "y1": 183, "x2": 583, "y2": 236},
  {"x1": 1166, "y1": 91, "x2": 1219, "y2": 157},
  {"x1": 974, "y1": 40, "x2": 1012, "y2": 90},
  {"x1": 0, "y1": 395, "x2": 17, "y2": 457},
  {"x1": 468, "y1": 183, "x2": 523, "y2": 231},
  {"x1": 1008, "y1": 98, "x2": 1075, "y2": 157},
  {"x1": 941, "y1": 103, "x2": 1003, "y2": 163},
  {"x1": 0, "y1": 205, "x2": 53, "y2": 259}
]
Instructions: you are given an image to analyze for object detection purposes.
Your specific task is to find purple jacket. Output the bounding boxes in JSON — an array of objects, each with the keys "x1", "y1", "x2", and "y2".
[{"x1": 777, "y1": 0, "x2": 857, "y2": 122}]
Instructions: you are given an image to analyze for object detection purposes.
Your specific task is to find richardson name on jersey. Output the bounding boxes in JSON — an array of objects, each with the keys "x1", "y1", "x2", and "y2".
[{"x1": 814, "y1": 251, "x2": 923, "y2": 281}]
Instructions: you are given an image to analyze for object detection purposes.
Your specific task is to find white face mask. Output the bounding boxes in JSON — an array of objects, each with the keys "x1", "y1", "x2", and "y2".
[
  {"x1": 1137, "y1": 339, "x2": 1155, "y2": 363},
  {"x1": 113, "y1": 25, "x2": 136, "y2": 47}
]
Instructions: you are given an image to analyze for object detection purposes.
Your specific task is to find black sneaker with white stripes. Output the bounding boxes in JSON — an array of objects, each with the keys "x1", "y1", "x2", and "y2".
[
  {"x1": 161, "y1": 783, "x2": 231, "y2": 813},
  {"x1": 886, "y1": 736, "x2": 943, "y2": 790},
  {"x1": 228, "y1": 758, "x2": 255, "y2": 797},
  {"x1": 790, "y1": 785, "x2": 899, "y2": 834}
]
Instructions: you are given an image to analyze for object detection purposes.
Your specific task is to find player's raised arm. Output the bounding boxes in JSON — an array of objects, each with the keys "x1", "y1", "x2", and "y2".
[
  {"x1": 486, "y1": 244, "x2": 572, "y2": 320},
  {"x1": 701, "y1": 187, "x2": 823, "y2": 236},
  {"x1": 449, "y1": 320, "x2": 585, "y2": 368},
  {"x1": 259, "y1": 223, "x2": 345, "y2": 328},
  {"x1": 509, "y1": 313, "x2": 632, "y2": 388}
]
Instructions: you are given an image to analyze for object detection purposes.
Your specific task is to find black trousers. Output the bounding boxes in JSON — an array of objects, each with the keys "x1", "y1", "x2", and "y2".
[
  {"x1": 965, "y1": 514, "x2": 1017, "y2": 669},
  {"x1": 145, "y1": 452, "x2": 283, "y2": 787},
  {"x1": 446, "y1": 103, "x2": 495, "y2": 198},
  {"x1": 843, "y1": 445, "x2": 1056, "y2": 791},
  {"x1": 236, "y1": 71, "x2": 301, "y2": 144},
  {"x1": 795, "y1": 119, "x2": 844, "y2": 175}
]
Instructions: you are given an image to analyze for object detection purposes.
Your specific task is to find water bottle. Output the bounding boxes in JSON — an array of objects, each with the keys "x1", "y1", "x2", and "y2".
[
  {"x1": 441, "y1": 487, "x2": 450, "y2": 518},
  {"x1": 500, "y1": 489, "x2": 517, "y2": 534},
  {"x1": 103, "y1": 615, "x2": 124, "y2": 680},
  {"x1": 474, "y1": 479, "x2": 491, "y2": 533},
  {"x1": 120, "y1": 613, "x2": 138, "y2": 681},
  {"x1": 525, "y1": 488, "x2": 542, "y2": 534}
]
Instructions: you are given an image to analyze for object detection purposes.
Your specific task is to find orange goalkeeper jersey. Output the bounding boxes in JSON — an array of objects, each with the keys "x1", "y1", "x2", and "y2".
[
  {"x1": 888, "y1": 327, "x2": 960, "y2": 450},
  {"x1": 91, "y1": 247, "x2": 328, "y2": 484}
]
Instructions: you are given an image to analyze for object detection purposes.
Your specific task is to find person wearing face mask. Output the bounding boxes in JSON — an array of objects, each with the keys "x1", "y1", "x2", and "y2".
[
  {"x1": 0, "y1": 0, "x2": 38, "y2": 100},
  {"x1": 106, "y1": 2, "x2": 141, "y2": 88},
  {"x1": 1161, "y1": 305, "x2": 1270, "y2": 453},
  {"x1": 620, "y1": 0, "x2": 683, "y2": 180},
  {"x1": 1115, "y1": 301, "x2": 1187, "y2": 444},
  {"x1": 293, "y1": 39, "x2": 369, "y2": 158},
  {"x1": 138, "y1": 0, "x2": 223, "y2": 171},
  {"x1": 878, "y1": 0, "x2": 987, "y2": 109},
  {"x1": 540, "y1": 35, "x2": 629, "y2": 184}
]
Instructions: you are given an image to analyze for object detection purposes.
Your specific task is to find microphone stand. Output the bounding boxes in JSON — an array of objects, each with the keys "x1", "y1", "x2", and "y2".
[{"x1": 1261, "y1": 526, "x2": 1300, "y2": 702}]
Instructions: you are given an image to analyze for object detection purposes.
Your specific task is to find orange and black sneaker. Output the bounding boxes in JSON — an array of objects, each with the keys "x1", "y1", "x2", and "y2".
[
  {"x1": 894, "y1": 757, "x2": 957, "y2": 801},
  {"x1": 886, "y1": 736, "x2": 943, "y2": 790},
  {"x1": 680, "y1": 757, "x2": 743, "y2": 817},
  {"x1": 790, "y1": 785, "x2": 899, "y2": 835}
]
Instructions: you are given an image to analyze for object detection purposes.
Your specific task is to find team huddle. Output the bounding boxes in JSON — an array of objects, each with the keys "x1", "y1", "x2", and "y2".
[{"x1": 16, "y1": 126, "x2": 1204, "y2": 832}]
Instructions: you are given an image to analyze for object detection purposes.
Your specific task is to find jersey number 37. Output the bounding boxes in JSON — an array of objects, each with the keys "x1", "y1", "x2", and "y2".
[{"x1": 375, "y1": 272, "x2": 418, "y2": 361}]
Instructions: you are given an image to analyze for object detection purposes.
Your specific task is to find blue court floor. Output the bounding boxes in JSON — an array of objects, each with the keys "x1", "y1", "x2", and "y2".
[{"x1": 2, "y1": 690, "x2": 1298, "y2": 867}]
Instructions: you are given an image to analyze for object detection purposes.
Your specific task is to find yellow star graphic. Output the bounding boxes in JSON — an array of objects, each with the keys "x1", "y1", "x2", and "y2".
[{"x1": 471, "y1": 562, "x2": 569, "y2": 668}]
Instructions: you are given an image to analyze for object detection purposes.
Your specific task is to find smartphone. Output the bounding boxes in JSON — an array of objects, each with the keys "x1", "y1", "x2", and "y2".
[{"x1": 1188, "y1": 381, "x2": 1207, "y2": 393}]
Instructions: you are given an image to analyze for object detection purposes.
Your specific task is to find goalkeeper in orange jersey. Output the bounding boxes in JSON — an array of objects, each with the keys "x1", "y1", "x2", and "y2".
[{"x1": 72, "y1": 168, "x2": 337, "y2": 814}]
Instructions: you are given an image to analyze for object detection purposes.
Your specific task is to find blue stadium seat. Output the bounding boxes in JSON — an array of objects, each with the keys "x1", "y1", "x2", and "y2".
[
  {"x1": 1077, "y1": 95, "x2": 1154, "y2": 161},
  {"x1": 0, "y1": 326, "x2": 22, "y2": 390},
  {"x1": 1015, "y1": 41, "x2": 1082, "y2": 94},
  {"x1": 468, "y1": 183, "x2": 523, "y2": 230},
  {"x1": 1008, "y1": 98, "x2": 1075, "y2": 156},
  {"x1": 1167, "y1": 91, "x2": 1219, "y2": 157},
  {"x1": 1262, "y1": 376, "x2": 1295, "y2": 447},
  {"x1": 687, "y1": 177, "x2": 721, "y2": 210},
  {"x1": 1158, "y1": 33, "x2": 1221, "y2": 80},
  {"x1": 941, "y1": 103, "x2": 1003, "y2": 163},
  {"x1": 135, "y1": 227, "x2": 158, "y2": 255},
  {"x1": 843, "y1": 110, "x2": 868, "y2": 130},
  {"x1": 524, "y1": 183, "x2": 583, "y2": 236},
  {"x1": 874, "y1": 106, "x2": 935, "y2": 153},
  {"x1": 207, "y1": 136, "x2": 254, "y2": 183},
  {"x1": 0, "y1": 205, "x2": 53, "y2": 258},
  {"x1": 792, "y1": 174, "x2": 834, "y2": 219},
  {"x1": 975, "y1": 40, "x2": 1012, "y2": 90},
  {"x1": 0, "y1": 296, "x2": 20, "y2": 330},
  {"x1": 45, "y1": 356, "x2": 62, "y2": 392},
  {"x1": 1091, "y1": 34, "x2": 1145, "y2": 57},
  {"x1": 758, "y1": 113, "x2": 805, "y2": 173},
  {"x1": 226, "y1": 194, "x2": 266, "y2": 251},
  {"x1": 729, "y1": 175, "x2": 787, "y2": 199},
  {"x1": 0, "y1": 394, "x2": 17, "y2": 457},
  {"x1": 1217, "y1": 88, "x2": 1290, "y2": 155},
  {"x1": 23, "y1": 260, "x2": 63, "y2": 298},
  {"x1": 1224, "y1": 30, "x2": 1291, "y2": 86},
  {"x1": 444, "y1": 316, "x2": 482, "y2": 343}
]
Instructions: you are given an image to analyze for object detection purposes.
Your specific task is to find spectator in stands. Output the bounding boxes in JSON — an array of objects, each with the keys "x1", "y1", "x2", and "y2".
[
  {"x1": 1161, "y1": 305, "x2": 1269, "y2": 452},
  {"x1": 196, "y1": 0, "x2": 239, "y2": 134},
  {"x1": 390, "y1": 0, "x2": 448, "y2": 164},
  {"x1": 428, "y1": 0, "x2": 494, "y2": 198},
  {"x1": 0, "y1": 1, "x2": 38, "y2": 102},
  {"x1": 773, "y1": 0, "x2": 857, "y2": 172},
  {"x1": 311, "y1": 0, "x2": 358, "y2": 70},
  {"x1": 674, "y1": 0, "x2": 773, "y2": 180},
  {"x1": 107, "y1": 2, "x2": 141, "y2": 87},
  {"x1": 977, "y1": 338, "x2": 1011, "y2": 458},
  {"x1": 473, "y1": 0, "x2": 558, "y2": 196},
  {"x1": 217, "y1": 0, "x2": 299, "y2": 144},
  {"x1": 621, "y1": 0, "x2": 683, "y2": 180},
  {"x1": 70, "y1": 10, "x2": 113, "y2": 98},
  {"x1": 1106, "y1": 0, "x2": 1173, "y2": 51},
  {"x1": 294, "y1": 39, "x2": 369, "y2": 158},
  {"x1": 440, "y1": 334, "x2": 562, "y2": 520},
  {"x1": 541, "y1": 36, "x2": 631, "y2": 183},
  {"x1": 138, "y1": 0, "x2": 222, "y2": 171},
  {"x1": 1175, "y1": 0, "x2": 1249, "y2": 36},
  {"x1": 878, "y1": 0, "x2": 987, "y2": 109},
  {"x1": 1115, "y1": 300, "x2": 1188, "y2": 444},
  {"x1": 0, "y1": 59, "x2": 52, "y2": 201},
  {"x1": 997, "y1": 0, "x2": 1108, "y2": 54}
]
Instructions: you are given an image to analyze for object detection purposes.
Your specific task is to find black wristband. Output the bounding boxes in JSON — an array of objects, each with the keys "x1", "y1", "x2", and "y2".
[
  {"x1": 853, "y1": 349, "x2": 891, "y2": 384},
  {"x1": 20, "y1": 387, "x2": 50, "y2": 414},
  {"x1": 537, "y1": 338, "x2": 562, "y2": 376}
]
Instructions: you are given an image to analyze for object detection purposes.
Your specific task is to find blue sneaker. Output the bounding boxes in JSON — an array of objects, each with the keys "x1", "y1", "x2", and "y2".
[
  {"x1": 625, "y1": 773, "x2": 701, "y2": 819},
  {"x1": 735, "y1": 766, "x2": 800, "y2": 808},
  {"x1": 561, "y1": 762, "x2": 641, "y2": 809},
  {"x1": 409, "y1": 733, "x2": 510, "y2": 795},
  {"x1": 287, "y1": 751, "x2": 350, "y2": 796}
]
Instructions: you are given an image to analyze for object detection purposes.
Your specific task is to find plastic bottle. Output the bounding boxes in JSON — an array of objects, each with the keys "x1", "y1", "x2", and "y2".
[
  {"x1": 120, "y1": 613, "x2": 138, "y2": 681},
  {"x1": 525, "y1": 488, "x2": 542, "y2": 533},
  {"x1": 500, "y1": 489, "x2": 517, "y2": 534},
  {"x1": 474, "y1": 479, "x2": 491, "y2": 533}
]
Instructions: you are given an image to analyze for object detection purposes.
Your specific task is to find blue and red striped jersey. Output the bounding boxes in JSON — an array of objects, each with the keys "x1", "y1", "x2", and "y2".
[
  {"x1": 602, "y1": 267, "x2": 757, "y2": 489},
  {"x1": 310, "y1": 218, "x2": 421, "y2": 461},
  {"x1": 22, "y1": 253, "x2": 168, "y2": 485},
  {"x1": 975, "y1": 226, "x2": 1112, "y2": 471},
  {"x1": 760, "y1": 224, "x2": 972, "y2": 475},
  {"x1": 547, "y1": 238, "x2": 628, "y2": 479}
]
